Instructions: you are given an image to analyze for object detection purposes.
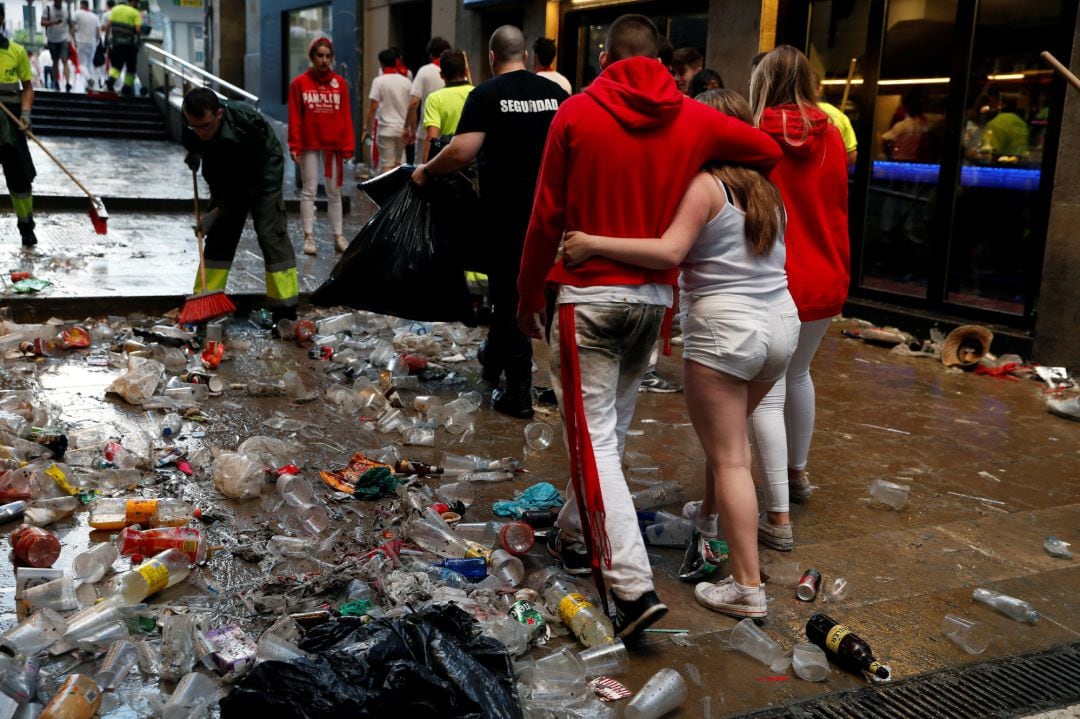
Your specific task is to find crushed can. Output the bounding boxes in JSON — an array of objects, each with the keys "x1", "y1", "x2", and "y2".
[
  {"x1": 508, "y1": 599, "x2": 548, "y2": 644},
  {"x1": 678, "y1": 530, "x2": 729, "y2": 582}
]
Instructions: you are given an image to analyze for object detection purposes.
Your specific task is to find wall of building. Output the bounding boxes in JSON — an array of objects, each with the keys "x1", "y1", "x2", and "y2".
[
  {"x1": 707, "y1": 0, "x2": 764, "y2": 96},
  {"x1": 1033, "y1": 19, "x2": 1080, "y2": 368}
]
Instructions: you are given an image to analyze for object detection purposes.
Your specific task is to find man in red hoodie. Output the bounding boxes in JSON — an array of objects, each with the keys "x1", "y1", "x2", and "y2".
[{"x1": 517, "y1": 14, "x2": 781, "y2": 638}]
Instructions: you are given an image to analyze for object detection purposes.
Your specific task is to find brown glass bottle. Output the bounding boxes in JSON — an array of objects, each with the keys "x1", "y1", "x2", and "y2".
[
  {"x1": 395, "y1": 459, "x2": 444, "y2": 476},
  {"x1": 806, "y1": 614, "x2": 891, "y2": 681}
]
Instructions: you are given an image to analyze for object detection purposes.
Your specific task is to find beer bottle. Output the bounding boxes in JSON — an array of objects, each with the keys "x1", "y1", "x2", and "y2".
[{"x1": 806, "y1": 613, "x2": 891, "y2": 681}]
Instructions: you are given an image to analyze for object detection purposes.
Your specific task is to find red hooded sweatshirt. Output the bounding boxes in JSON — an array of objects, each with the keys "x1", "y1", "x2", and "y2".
[
  {"x1": 288, "y1": 68, "x2": 355, "y2": 184},
  {"x1": 759, "y1": 104, "x2": 850, "y2": 321},
  {"x1": 517, "y1": 57, "x2": 782, "y2": 315}
]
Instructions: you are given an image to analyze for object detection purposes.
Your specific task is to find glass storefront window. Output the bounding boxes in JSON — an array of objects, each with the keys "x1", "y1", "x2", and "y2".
[
  {"x1": 859, "y1": 0, "x2": 958, "y2": 299},
  {"x1": 808, "y1": 0, "x2": 871, "y2": 145},
  {"x1": 575, "y1": 12, "x2": 707, "y2": 89},
  {"x1": 945, "y1": 0, "x2": 1062, "y2": 316},
  {"x1": 285, "y1": 5, "x2": 332, "y2": 89}
]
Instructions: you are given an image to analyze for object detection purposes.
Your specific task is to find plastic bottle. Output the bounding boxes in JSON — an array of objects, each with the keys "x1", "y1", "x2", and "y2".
[
  {"x1": 542, "y1": 575, "x2": 614, "y2": 648},
  {"x1": 402, "y1": 560, "x2": 471, "y2": 590},
  {"x1": 246, "y1": 380, "x2": 284, "y2": 397},
  {"x1": 88, "y1": 497, "x2": 193, "y2": 531},
  {"x1": 39, "y1": 674, "x2": 102, "y2": 719},
  {"x1": 24, "y1": 497, "x2": 80, "y2": 526},
  {"x1": 160, "y1": 413, "x2": 183, "y2": 439},
  {"x1": 435, "y1": 557, "x2": 487, "y2": 580},
  {"x1": 0, "y1": 500, "x2": 26, "y2": 524},
  {"x1": 630, "y1": 481, "x2": 685, "y2": 510},
  {"x1": 109, "y1": 549, "x2": 190, "y2": 604},
  {"x1": 117, "y1": 526, "x2": 207, "y2": 564},
  {"x1": 404, "y1": 516, "x2": 476, "y2": 559},
  {"x1": 972, "y1": 588, "x2": 1039, "y2": 624},
  {"x1": 644, "y1": 517, "x2": 695, "y2": 547},
  {"x1": 805, "y1": 613, "x2": 891, "y2": 681},
  {"x1": 103, "y1": 440, "x2": 136, "y2": 470},
  {"x1": 10, "y1": 524, "x2": 61, "y2": 568}
]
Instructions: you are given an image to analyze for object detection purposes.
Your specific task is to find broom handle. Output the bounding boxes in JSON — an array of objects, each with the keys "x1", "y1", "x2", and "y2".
[
  {"x1": 0, "y1": 102, "x2": 98, "y2": 201},
  {"x1": 840, "y1": 57, "x2": 858, "y2": 110},
  {"x1": 1042, "y1": 51, "x2": 1080, "y2": 93},
  {"x1": 192, "y1": 170, "x2": 208, "y2": 294}
]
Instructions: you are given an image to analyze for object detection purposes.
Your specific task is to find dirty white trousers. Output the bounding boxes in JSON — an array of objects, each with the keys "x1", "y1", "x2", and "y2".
[{"x1": 298, "y1": 150, "x2": 343, "y2": 237}]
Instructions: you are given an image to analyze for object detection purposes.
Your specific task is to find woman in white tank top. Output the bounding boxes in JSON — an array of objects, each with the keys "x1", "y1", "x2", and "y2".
[{"x1": 562, "y1": 90, "x2": 797, "y2": 622}]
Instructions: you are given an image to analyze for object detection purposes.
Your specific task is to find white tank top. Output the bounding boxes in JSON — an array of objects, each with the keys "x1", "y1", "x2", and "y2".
[{"x1": 679, "y1": 177, "x2": 788, "y2": 300}]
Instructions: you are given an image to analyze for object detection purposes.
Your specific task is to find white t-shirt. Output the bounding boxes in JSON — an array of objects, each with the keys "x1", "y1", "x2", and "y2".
[
  {"x1": 537, "y1": 70, "x2": 572, "y2": 95},
  {"x1": 410, "y1": 62, "x2": 445, "y2": 101},
  {"x1": 73, "y1": 9, "x2": 101, "y2": 45},
  {"x1": 43, "y1": 4, "x2": 71, "y2": 44},
  {"x1": 369, "y1": 72, "x2": 413, "y2": 135}
]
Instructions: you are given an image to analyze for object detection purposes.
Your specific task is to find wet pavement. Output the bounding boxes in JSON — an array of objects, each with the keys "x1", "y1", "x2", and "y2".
[{"x1": 0, "y1": 131, "x2": 1078, "y2": 717}]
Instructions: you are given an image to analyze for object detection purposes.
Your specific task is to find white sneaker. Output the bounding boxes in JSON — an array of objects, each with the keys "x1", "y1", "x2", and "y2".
[
  {"x1": 334, "y1": 235, "x2": 349, "y2": 252},
  {"x1": 302, "y1": 235, "x2": 317, "y2": 256},
  {"x1": 758, "y1": 514, "x2": 793, "y2": 552},
  {"x1": 694, "y1": 576, "x2": 767, "y2": 619},
  {"x1": 682, "y1": 500, "x2": 718, "y2": 537}
]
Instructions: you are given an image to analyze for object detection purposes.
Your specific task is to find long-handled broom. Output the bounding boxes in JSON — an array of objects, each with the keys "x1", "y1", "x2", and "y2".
[
  {"x1": 0, "y1": 102, "x2": 108, "y2": 234},
  {"x1": 178, "y1": 170, "x2": 236, "y2": 324}
]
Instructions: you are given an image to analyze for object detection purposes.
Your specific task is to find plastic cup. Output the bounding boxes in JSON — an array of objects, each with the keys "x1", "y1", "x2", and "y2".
[
  {"x1": 403, "y1": 427, "x2": 435, "y2": 447},
  {"x1": 942, "y1": 614, "x2": 990, "y2": 655},
  {"x1": 524, "y1": 422, "x2": 554, "y2": 451},
  {"x1": 444, "y1": 410, "x2": 475, "y2": 436},
  {"x1": 762, "y1": 560, "x2": 802, "y2": 587},
  {"x1": 0, "y1": 609, "x2": 67, "y2": 656},
  {"x1": 577, "y1": 639, "x2": 629, "y2": 677},
  {"x1": 869, "y1": 478, "x2": 910, "y2": 510},
  {"x1": 728, "y1": 618, "x2": 784, "y2": 668},
  {"x1": 625, "y1": 667, "x2": 688, "y2": 719},
  {"x1": 792, "y1": 642, "x2": 830, "y2": 681},
  {"x1": 825, "y1": 577, "x2": 850, "y2": 602},
  {"x1": 163, "y1": 672, "x2": 218, "y2": 719},
  {"x1": 436, "y1": 482, "x2": 475, "y2": 507},
  {"x1": 255, "y1": 632, "x2": 307, "y2": 664},
  {"x1": 72, "y1": 543, "x2": 120, "y2": 584},
  {"x1": 441, "y1": 452, "x2": 478, "y2": 474},
  {"x1": 534, "y1": 647, "x2": 585, "y2": 679},
  {"x1": 489, "y1": 549, "x2": 525, "y2": 587},
  {"x1": 21, "y1": 576, "x2": 80, "y2": 613}
]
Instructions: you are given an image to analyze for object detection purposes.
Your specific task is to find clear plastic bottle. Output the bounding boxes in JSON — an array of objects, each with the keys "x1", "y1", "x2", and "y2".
[
  {"x1": 972, "y1": 588, "x2": 1039, "y2": 624},
  {"x1": 630, "y1": 481, "x2": 685, "y2": 510},
  {"x1": 644, "y1": 517, "x2": 695, "y2": 547},
  {"x1": 542, "y1": 575, "x2": 614, "y2": 648},
  {"x1": 88, "y1": 497, "x2": 193, "y2": 531},
  {"x1": 109, "y1": 549, "x2": 190, "y2": 604},
  {"x1": 24, "y1": 496, "x2": 80, "y2": 526},
  {"x1": 160, "y1": 413, "x2": 183, "y2": 439},
  {"x1": 117, "y1": 526, "x2": 207, "y2": 564}
]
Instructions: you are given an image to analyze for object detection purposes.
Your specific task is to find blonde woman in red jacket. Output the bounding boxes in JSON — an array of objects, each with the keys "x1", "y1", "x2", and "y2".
[
  {"x1": 288, "y1": 37, "x2": 354, "y2": 256},
  {"x1": 747, "y1": 46, "x2": 850, "y2": 553}
]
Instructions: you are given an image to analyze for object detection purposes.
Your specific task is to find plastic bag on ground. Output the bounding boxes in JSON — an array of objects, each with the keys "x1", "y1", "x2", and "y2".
[
  {"x1": 213, "y1": 452, "x2": 264, "y2": 500},
  {"x1": 105, "y1": 357, "x2": 165, "y2": 405},
  {"x1": 311, "y1": 184, "x2": 472, "y2": 323},
  {"x1": 492, "y1": 482, "x2": 564, "y2": 519},
  {"x1": 220, "y1": 604, "x2": 520, "y2": 719}
]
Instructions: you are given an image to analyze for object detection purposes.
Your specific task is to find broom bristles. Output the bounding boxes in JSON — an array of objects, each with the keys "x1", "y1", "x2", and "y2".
[
  {"x1": 89, "y1": 199, "x2": 108, "y2": 235},
  {"x1": 178, "y1": 290, "x2": 236, "y2": 325}
]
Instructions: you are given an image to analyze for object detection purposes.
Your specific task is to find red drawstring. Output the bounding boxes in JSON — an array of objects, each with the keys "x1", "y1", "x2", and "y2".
[
  {"x1": 558, "y1": 303, "x2": 611, "y2": 614},
  {"x1": 321, "y1": 150, "x2": 344, "y2": 187}
]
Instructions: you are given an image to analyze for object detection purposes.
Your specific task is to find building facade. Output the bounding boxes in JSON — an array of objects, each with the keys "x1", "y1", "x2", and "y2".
[{"x1": 223, "y1": 0, "x2": 1079, "y2": 365}]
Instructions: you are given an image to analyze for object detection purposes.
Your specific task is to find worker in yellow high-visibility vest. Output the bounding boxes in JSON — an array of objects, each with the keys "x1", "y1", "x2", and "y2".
[
  {"x1": 103, "y1": 0, "x2": 141, "y2": 96},
  {"x1": 0, "y1": 4, "x2": 37, "y2": 247}
]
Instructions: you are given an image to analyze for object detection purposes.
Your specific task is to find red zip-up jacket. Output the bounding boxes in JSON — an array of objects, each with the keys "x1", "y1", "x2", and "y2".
[
  {"x1": 517, "y1": 56, "x2": 782, "y2": 315},
  {"x1": 288, "y1": 69, "x2": 355, "y2": 158},
  {"x1": 759, "y1": 105, "x2": 850, "y2": 321}
]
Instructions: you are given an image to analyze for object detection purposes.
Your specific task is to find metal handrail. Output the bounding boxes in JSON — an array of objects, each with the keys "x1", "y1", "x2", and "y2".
[{"x1": 144, "y1": 44, "x2": 259, "y2": 105}]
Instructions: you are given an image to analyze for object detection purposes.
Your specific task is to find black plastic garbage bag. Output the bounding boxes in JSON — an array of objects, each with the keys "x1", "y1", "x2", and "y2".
[
  {"x1": 358, "y1": 165, "x2": 414, "y2": 207},
  {"x1": 220, "y1": 605, "x2": 521, "y2": 719},
  {"x1": 311, "y1": 183, "x2": 473, "y2": 323}
]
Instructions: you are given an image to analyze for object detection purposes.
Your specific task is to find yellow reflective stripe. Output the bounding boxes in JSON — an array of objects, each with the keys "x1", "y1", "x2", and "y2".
[
  {"x1": 10, "y1": 195, "x2": 32, "y2": 219},
  {"x1": 265, "y1": 267, "x2": 298, "y2": 301},
  {"x1": 465, "y1": 271, "x2": 488, "y2": 283},
  {"x1": 196, "y1": 267, "x2": 229, "y2": 292}
]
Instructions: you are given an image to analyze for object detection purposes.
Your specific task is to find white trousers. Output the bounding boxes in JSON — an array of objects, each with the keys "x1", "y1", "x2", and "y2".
[
  {"x1": 77, "y1": 44, "x2": 98, "y2": 89},
  {"x1": 299, "y1": 150, "x2": 343, "y2": 237},
  {"x1": 550, "y1": 302, "x2": 665, "y2": 601},
  {"x1": 750, "y1": 317, "x2": 832, "y2": 513}
]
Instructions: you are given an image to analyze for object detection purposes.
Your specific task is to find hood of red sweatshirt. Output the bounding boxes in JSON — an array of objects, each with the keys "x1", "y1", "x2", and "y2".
[
  {"x1": 584, "y1": 56, "x2": 684, "y2": 131},
  {"x1": 759, "y1": 104, "x2": 830, "y2": 157}
]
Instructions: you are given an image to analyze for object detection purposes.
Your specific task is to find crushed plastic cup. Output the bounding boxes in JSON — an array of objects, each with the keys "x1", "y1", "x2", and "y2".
[
  {"x1": 21, "y1": 576, "x2": 80, "y2": 613},
  {"x1": 444, "y1": 410, "x2": 475, "y2": 436},
  {"x1": 255, "y1": 631, "x2": 308, "y2": 664},
  {"x1": 577, "y1": 639, "x2": 629, "y2": 677},
  {"x1": 455, "y1": 391, "x2": 483, "y2": 412},
  {"x1": 162, "y1": 671, "x2": 218, "y2": 719},
  {"x1": 0, "y1": 608, "x2": 67, "y2": 656},
  {"x1": 625, "y1": 667, "x2": 688, "y2": 719},
  {"x1": 534, "y1": 647, "x2": 585, "y2": 679},
  {"x1": 524, "y1": 422, "x2": 554, "y2": 451},
  {"x1": 825, "y1": 577, "x2": 850, "y2": 602},
  {"x1": 869, "y1": 478, "x2": 910, "y2": 510},
  {"x1": 728, "y1": 618, "x2": 784, "y2": 668},
  {"x1": 791, "y1": 642, "x2": 830, "y2": 681},
  {"x1": 942, "y1": 614, "x2": 990, "y2": 655},
  {"x1": 403, "y1": 427, "x2": 436, "y2": 447}
]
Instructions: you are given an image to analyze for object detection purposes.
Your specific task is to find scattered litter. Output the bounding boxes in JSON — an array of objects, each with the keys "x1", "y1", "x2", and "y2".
[
  {"x1": 858, "y1": 423, "x2": 911, "y2": 435},
  {"x1": 1044, "y1": 536, "x2": 1073, "y2": 559},
  {"x1": 977, "y1": 471, "x2": 1002, "y2": 483},
  {"x1": 947, "y1": 491, "x2": 1006, "y2": 506}
]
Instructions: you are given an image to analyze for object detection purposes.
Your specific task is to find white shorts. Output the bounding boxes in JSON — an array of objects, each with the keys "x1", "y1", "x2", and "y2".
[
  {"x1": 376, "y1": 133, "x2": 405, "y2": 171},
  {"x1": 681, "y1": 292, "x2": 800, "y2": 383}
]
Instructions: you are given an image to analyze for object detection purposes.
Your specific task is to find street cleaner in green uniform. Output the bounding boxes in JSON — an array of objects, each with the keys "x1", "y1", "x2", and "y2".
[
  {"x1": 0, "y1": 5, "x2": 38, "y2": 247},
  {"x1": 181, "y1": 88, "x2": 299, "y2": 320}
]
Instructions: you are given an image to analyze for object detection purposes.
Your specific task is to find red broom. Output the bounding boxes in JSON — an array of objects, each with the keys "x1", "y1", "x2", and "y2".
[
  {"x1": 0, "y1": 102, "x2": 108, "y2": 234},
  {"x1": 178, "y1": 170, "x2": 236, "y2": 324}
]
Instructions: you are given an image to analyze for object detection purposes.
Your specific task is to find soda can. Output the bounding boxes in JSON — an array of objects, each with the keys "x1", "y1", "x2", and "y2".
[
  {"x1": 182, "y1": 371, "x2": 224, "y2": 394},
  {"x1": 796, "y1": 568, "x2": 822, "y2": 601},
  {"x1": 508, "y1": 599, "x2": 547, "y2": 643}
]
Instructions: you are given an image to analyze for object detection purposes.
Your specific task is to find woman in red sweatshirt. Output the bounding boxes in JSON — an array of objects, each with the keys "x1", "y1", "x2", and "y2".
[
  {"x1": 747, "y1": 45, "x2": 850, "y2": 553},
  {"x1": 288, "y1": 37, "x2": 354, "y2": 256}
]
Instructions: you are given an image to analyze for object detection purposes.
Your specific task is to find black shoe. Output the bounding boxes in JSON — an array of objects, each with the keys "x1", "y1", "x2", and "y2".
[
  {"x1": 121, "y1": 85, "x2": 134, "y2": 97},
  {"x1": 18, "y1": 222, "x2": 36, "y2": 247},
  {"x1": 492, "y1": 387, "x2": 534, "y2": 419},
  {"x1": 546, "y1": 529, "x2": 591, "y2": 576},
  {"x1": 105, "y1": 78, "x2": 115, "y2": 92},
  {"x1": 477, "y1": 341, "x2": 501, "y2": 386},
  {"x1": 613, "y1": 591, "x2": 668, "y2": 640}
]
